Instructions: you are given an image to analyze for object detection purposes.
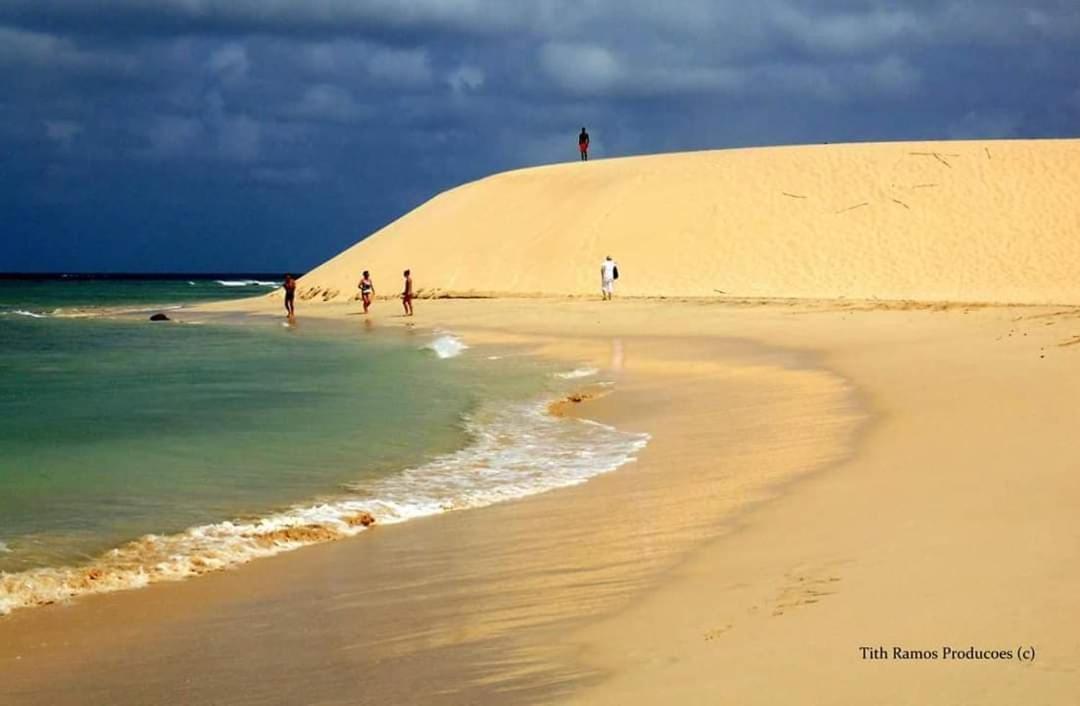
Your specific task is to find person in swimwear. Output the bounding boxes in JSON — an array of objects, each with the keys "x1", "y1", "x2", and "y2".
[
  {"x1": 578, "y1": 127, "x2": 590, "y2": 161},
  {"x1": 358, "y1": 270, "x2": 375, "y2": 314},
  {"x1": 283, "y1": 274, "x2": 296, "y2": 318},
  {"x1": 401, "y1": 269, "x2": 414, "y2": 316}
]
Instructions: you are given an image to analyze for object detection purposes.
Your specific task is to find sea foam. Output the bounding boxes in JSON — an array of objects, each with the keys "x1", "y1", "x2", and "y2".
[
  {"x1": 425, "y1": 334, "x2": 468, "y2": 359},
  {"x1": 0, "y1": 397, "x2": 648, "y2": 616},
  {"x1": 554, "y1": 367, "x2": 599, "y2": 379},
  {"x1": 216, "y1": 280, "x2": 279, "y2": 287}
]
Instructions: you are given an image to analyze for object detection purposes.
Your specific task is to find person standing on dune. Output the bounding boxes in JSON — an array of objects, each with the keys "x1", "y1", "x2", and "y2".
[
  {"x1": 401, "y1": 269, "x2": 414, "y2": 316},
  {"x1": 579, "y1": 127, "x2": 590, "y2": 161},
  {"x1": 600, "y1": 256, "x2": 618, "y2": 300},
  {"x1": 283, "y1": 274, "x2": 296, "y2": 318}
]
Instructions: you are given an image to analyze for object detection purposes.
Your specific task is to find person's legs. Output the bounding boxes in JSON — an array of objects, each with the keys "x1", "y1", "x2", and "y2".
[{"x1": 362, "y1": 294, "x2": 370, "y2": 314}]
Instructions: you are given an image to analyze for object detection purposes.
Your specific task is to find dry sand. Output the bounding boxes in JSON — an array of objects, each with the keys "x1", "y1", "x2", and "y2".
[
  {"x1": 293, "y1": 139, "x2": 1080, "y2": 303},
  {"x1": 3, "y1": 139, "x2": 1080, "y2": 704},
  {"x1": 555, "y1": 300, "x2": 1080, "y2": 706}
]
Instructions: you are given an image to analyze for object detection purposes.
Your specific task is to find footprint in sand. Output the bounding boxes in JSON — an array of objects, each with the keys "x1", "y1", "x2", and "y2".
[
  {"x1": 771, "y1": 564, "x2": 844, "y2": 617},
  {"x1": 704, "y1": 624, "x2": 733, "y2": 642}
]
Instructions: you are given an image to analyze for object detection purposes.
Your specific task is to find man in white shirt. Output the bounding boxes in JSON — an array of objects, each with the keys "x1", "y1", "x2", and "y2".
[{"x1": 600, "y1": 256, "x2": 618, "y2": 300}]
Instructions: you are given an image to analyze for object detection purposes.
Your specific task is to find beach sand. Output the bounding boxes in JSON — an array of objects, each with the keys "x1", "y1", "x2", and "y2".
[
  {"x1": 3, "y1": 298, "x2": 1079, "y2": 704},
  {"x1": 3, "y1": 139, "x2": 1080, "y2": 703},
  {"x1": 289, "y1": 139, "x2": 1080, "y2": 304}
]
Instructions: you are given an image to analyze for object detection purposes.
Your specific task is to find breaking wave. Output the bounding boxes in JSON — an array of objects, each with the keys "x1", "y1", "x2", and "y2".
[
  {"x1": 555, "y1": 367, "x2": 599, "y2": 379},
  {"x1": 0, "y1": 398, "x2": 648, "y2": 616},
  {"x1": 216, "y1": 280, "x2": 279, "y2": 287}
]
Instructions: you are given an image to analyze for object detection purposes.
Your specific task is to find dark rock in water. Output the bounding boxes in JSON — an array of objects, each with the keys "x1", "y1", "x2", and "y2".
[{"x1": 149, "y1": 313, "x2": 171, "y2": 321}]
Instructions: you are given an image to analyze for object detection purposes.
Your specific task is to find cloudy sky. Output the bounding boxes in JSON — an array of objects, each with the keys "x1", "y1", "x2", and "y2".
[{"x1": 3, "y1": 1, "x2": 1078, "y2": 272}]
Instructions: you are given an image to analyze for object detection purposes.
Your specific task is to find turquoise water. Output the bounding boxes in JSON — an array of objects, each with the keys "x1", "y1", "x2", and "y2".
[{"x1": 0, "y1": 279, "x2": 648, "y2": 614}]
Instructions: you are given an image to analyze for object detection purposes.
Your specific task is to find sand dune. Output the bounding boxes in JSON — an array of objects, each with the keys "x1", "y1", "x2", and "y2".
[{"x1": 295, "y1": 139, "x2": 1080, "y2": 304}]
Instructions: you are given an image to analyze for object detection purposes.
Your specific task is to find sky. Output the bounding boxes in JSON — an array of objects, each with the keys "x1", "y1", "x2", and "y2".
[{"x1": 2, "y1": 1, "x2": 1079, "y2": 273}]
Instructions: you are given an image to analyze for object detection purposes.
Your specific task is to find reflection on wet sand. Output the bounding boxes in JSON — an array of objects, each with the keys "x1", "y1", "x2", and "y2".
[{"x1": 0, "y1": 335, "x2": 859, "y2": 705}]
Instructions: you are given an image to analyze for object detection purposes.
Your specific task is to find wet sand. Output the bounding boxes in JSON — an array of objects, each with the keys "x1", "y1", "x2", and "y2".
[{"x1": 0, "y1": 298, "x2": 859, "y2": 704}]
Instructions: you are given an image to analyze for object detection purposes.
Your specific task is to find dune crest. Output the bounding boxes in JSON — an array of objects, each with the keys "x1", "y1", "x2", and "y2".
[{"x1": 298, "y1": 139, "x2": 1080, "y2": 304}]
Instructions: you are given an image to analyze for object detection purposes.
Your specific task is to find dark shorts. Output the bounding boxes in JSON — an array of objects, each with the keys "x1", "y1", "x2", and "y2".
[{"x1": 285, "y1": 291, "x2": 295, "y2": 302}]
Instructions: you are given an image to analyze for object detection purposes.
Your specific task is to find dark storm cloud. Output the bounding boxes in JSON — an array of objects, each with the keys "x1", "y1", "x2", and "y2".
[
  {"x1": 2, "y1": 1, "x2": 1079, "y2": 271},
  {"x1": 0, "y1": 0, "x2": 558, "y2": 42}
]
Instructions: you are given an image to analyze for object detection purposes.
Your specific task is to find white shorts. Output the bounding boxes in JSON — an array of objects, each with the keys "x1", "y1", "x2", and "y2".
[{"x1": 602, "y1": 278, "x2": 614, "y2": 294}]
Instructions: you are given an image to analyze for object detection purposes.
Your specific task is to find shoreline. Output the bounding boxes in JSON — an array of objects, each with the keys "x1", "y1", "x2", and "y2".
[
  {"x1": 0, "y1": 314, "x2": 648, "y2": 618},
  {"x1": 3, "y1": 295, "x2": 1078, "y2": 703},
  {"x1": 0, "y1": 297, "x2": 863, "y2": 704}
]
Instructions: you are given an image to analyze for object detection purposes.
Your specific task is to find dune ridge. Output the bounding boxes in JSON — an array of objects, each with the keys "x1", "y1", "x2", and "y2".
[{"x1": 294, "y1": 139, "x2": 1080, "y2": 305}]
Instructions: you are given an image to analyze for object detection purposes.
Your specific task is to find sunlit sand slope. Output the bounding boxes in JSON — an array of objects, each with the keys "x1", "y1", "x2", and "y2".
[{"x1": 297, "y1": 139, "x2": 1080, "y2": 304}]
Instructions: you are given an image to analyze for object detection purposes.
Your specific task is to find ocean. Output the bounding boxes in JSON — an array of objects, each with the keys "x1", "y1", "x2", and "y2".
[{"x1": 0, "y1": 276, "x2": 647, "y2": 615}]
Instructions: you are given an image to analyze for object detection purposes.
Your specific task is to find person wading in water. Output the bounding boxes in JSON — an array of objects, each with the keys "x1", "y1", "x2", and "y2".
[
  {"x1": 283, "y1": 274, "x2": 296, "y2": 319},
  {"x1": 401, "y1": 269, "x2": 414, "y2": 316}
]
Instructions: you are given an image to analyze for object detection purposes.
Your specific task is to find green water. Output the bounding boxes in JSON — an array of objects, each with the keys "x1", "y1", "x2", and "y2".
[
  {"x1": 0, "y1": 279, "x2": 652, "y2": 618},
  {"x1": 0, "y1": 275, "x2": 282, "y2": 315},
  {"x1": 0, "y1": 296, "x2": 551, "y2": 573}
]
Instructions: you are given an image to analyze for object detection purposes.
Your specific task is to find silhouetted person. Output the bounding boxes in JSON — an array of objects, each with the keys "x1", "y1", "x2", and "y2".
[
  {"x1": 283, "y1": 274, "x2": 296, "y2": 318},
  {"x1": 579, "y1": 127, "x2": 590, "y2": 161},
  {"x1": 402, "y1": 269, "x2": 414, "y2": 316}
]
